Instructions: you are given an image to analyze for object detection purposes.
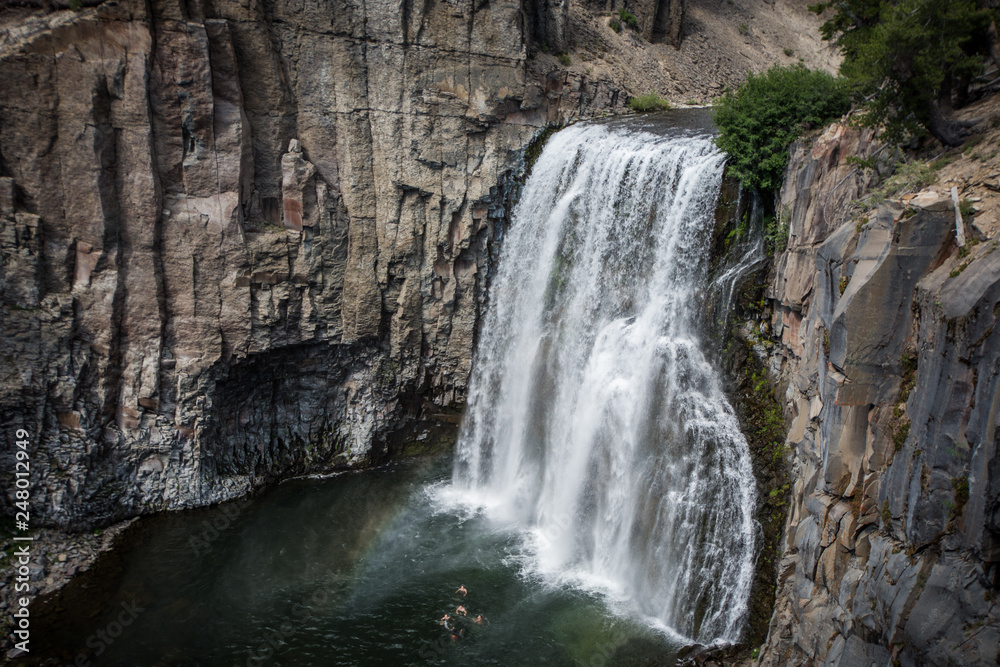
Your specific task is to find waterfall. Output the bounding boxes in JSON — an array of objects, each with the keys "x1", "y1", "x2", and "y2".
[{"x1": 452, "y1": 120, "x2": 756, "y2": 645}]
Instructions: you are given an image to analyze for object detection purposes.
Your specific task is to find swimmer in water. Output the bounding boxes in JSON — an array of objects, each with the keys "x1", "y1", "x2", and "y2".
[
  {"x1": 474, "y1": 614, "x2": 484, "y2": 625},
  {"x1": 440, "y1": 613, "x2": 452, "y2": 630},
  {"x1": 456, "y1": 605, "x2": 467, "y2": 615},
  {"x1": 456, "y1": 585, "x2": 468, "y2": 596}
]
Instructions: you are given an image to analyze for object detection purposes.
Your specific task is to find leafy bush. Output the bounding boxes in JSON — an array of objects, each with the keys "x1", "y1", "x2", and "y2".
[
  {"x1": 713, "y1": 64, "x2": 850, "y2": 191},
  {"x1": 628, "y1": 93, "x2": 670, "y2": 112},
  {"x1": 618, "y1": 9, "x2": 638, "y2": 29},
  {"x1": 763, "y1": 213, "x2": 789, "y2": 254},
  {"x1": 611, "y1": 19, "x2": 621, "y2": 33},
  {"x1": 558, "y1": 53, "x2": 571, "y2": 66}
]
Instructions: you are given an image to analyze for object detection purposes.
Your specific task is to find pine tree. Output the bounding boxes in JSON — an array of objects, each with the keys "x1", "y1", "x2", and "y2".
[{"x1": 811, "y1": 0, "x2": 996, "y2": 146}]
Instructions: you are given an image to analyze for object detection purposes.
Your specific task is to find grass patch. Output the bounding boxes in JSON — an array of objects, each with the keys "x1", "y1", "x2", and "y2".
[
  {"x1": 628, "y1": 93, "x2": 670, "y2": 112},
  {"x1": 892, "y1": 420, "x2": 910, "y2": 450},
  {"x1": 853, "y1": 157, "x2": 955, "y2": 209},
  {"x1": 959, "y1": 198, "x2": 976, "y2": 221}
]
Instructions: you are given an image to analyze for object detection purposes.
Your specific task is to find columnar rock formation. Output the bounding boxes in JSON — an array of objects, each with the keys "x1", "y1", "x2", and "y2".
[
  {"x1": 583, "y1": 0, "x2": 684, "y2": 46},
  {"x1": 0, "y1": 0, "x2": 626, "y2": 527},
  {"x1": 758, "y1": 124, "x2": 1000, "y2": 665}
]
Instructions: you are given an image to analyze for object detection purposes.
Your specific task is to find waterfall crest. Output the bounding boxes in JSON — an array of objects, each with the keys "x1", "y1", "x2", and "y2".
[{"x1": 452, "y1": 120, "x2": 756, "y2": 644}]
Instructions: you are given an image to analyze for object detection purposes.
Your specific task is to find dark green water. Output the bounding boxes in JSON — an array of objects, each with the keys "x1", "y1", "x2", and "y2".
[{"x1": 31, "y1": 456, "x2": 680, "y2": 666}]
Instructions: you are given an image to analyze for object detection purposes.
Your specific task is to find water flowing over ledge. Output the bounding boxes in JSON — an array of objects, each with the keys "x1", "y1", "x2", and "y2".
[{"x1": 452, "y1": 119, "x2": 757, "y2": 644}]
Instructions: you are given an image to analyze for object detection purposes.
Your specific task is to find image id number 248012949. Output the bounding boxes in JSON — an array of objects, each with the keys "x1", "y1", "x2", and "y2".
[{"x1": 12, "y1": 427, "x2": 33, "y2": 655}]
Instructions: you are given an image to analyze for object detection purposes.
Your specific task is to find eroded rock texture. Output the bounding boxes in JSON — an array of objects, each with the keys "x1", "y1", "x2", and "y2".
[
  {"x1": 583, "y1": 0, "x2": 684, "y2": 46},
  {"x1": 758, "y1": 124, "x2": 1000, "y2": 665},
  {"x1": 0, "y1": 0, "x2": 626, "y2": 527}
]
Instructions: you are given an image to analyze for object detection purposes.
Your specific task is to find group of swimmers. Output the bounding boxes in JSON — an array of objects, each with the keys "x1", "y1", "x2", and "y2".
[{"x1": 439, "y1": 585, "x2": 485, "y2": 642}]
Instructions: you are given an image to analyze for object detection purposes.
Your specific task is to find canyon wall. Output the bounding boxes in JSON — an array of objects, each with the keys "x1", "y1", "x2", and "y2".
[
  {"x1": 756, "y1": 125, "x2": 1000, "y2": 666},
  {"x1": 0, "y1": 0, "x2": 627, "y2": 527}
]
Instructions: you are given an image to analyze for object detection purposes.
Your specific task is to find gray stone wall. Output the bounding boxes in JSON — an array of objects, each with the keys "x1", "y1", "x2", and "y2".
[
  {"x1": 0, "y1": 0, "x2": 626, "y2": 527},
  {"x1": 758, "y1": 124, "x2": 1000, "y2": 666}
]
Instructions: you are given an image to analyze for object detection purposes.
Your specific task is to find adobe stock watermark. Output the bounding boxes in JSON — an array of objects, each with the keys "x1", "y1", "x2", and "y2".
[
  {"x1": 72, "y1": 599, "x2": 145, "y2": 666},
  {"x1": 579, "y1": 634, "x2": 631, "y2": 667}
]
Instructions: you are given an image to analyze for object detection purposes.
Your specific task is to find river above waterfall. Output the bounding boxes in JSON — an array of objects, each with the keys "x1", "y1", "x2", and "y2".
[{"x1": 29, "y1": 110, "x2": 757, "y2": 665}]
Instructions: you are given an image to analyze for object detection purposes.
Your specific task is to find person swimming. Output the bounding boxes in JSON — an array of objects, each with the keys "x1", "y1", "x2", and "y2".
[
  {"x1": 440, "y1": 613, "x2": 452, "y2": 631},
  {"x1": 456, "y1": 585, "x2": 468, "y2": 596},
  {"x1": 456, "y1": 605, "x2": 467, "y2": 616},
  {"x1": 474, "y1": 614, "x2": 484, "y2": 625}
]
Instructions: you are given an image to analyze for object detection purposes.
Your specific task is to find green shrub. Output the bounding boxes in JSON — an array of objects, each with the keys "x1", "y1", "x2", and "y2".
[
  {"x1": 892, "y1": 421, "x2": 910, "y2": 450},
  {"x1": 738, "y1": 22, "x2": 750, "y2": 35},
  {"x1": 959, "y1": 198, "x2": 976, "y2": 221},
  {"x1": 628, "y1": 93, "x2": 670, "y2": 112},
  {"x1": 611, "y1": 19, "x2": 621, "y2": 33},
  {"x1": 557, "y1": 53, "x2": 571, "y2": 66},
  {"x1": 713, "y1": 64, "x2": 850, "y2": 191},
  {"x1": 618, "y1": 9, "x2": 638, "y2": 29},
  {"x1": 763, "y1": 214, "x2": 789, "y2": 254},
  {"x1": 845, "y1": 154, "x2": 879, "y2": 171},
  {"x1": 783, "y1": 47, "x2": 794, "y2": 56}
]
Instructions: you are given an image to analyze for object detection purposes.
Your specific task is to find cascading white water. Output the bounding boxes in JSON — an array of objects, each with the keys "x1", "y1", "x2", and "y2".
[{"x1": 452, "y1": 120, "x2": 756, "y2": 644}]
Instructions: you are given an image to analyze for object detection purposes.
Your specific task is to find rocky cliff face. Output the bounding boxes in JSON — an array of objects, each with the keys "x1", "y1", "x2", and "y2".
[
  {"x1": 0, "y1": 0, "x2": 629, "y2": 527},
  {"x1": 757, "y1": 124, "x2": 1000, "y2": 665}
]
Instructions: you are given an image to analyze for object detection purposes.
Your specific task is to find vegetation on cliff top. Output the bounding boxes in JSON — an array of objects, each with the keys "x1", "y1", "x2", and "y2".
[
  {"x1": 628, "y1": 92, "x2": 670, "y2": 112},
  {"x1": 716, "y1": 1, "x2": 1000, "y2": 192},
  {"x1": 713, "y1": 64, "x2": 850, "y2": 191},
  {"x1": 810, "y1": 0, "x2": 998, "y2": 146}
]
